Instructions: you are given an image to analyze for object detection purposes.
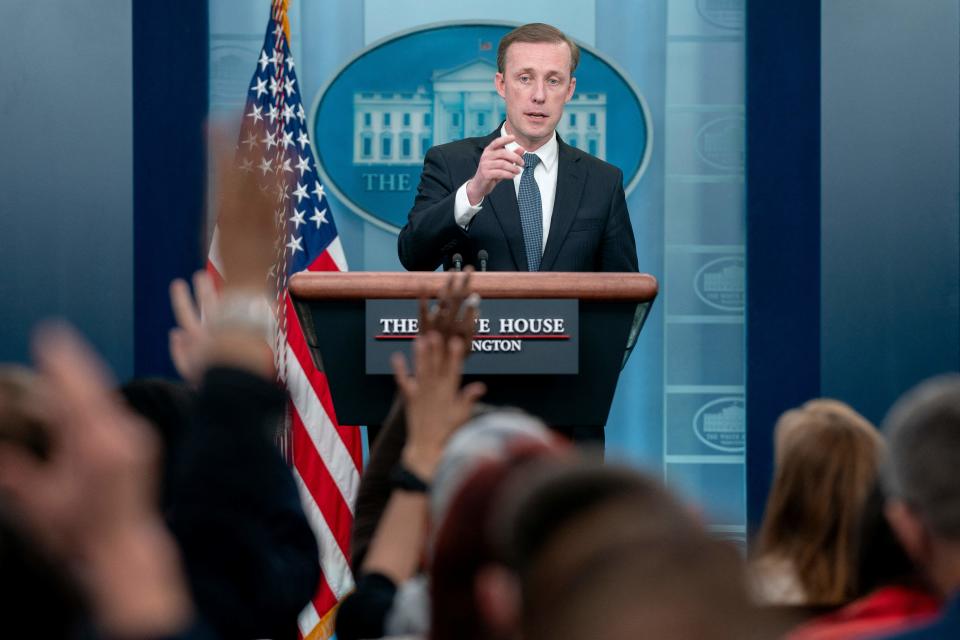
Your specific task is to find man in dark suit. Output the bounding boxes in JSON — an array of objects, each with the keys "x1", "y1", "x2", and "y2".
[{"x1": 398, "y1": 23, "x2": 638, "y2": 274}]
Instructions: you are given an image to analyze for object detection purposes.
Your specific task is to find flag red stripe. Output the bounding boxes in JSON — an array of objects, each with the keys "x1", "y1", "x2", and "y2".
[
  {"x1": 291, "y1": 411, "x2": 354, "y2": 561},
  {"x1": 306, "y1": 250, "x2": 340, "y2": 272},
  {"x1": 206, "y1": 259, "x2": 225, "y2": 291},
  {"x1": 311, "y1": 570, "x2": 339, "y2": 623},
  {"x1": 285, "y1": 298, "x2": 364, "y2": 470}
]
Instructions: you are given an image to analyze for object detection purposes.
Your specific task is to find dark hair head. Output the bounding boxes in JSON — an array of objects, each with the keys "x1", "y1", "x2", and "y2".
[{"x1": 497, "y1": 23, "x2": 580, "y2": 75}]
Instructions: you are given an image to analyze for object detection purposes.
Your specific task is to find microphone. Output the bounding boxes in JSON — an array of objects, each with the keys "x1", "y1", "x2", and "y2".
[
  {"x1": 477, "y1": 249, "x2": 488, "y2": 272},
  {"x1": 451, "y1": 253, "x2": 463, "y2": 272}
]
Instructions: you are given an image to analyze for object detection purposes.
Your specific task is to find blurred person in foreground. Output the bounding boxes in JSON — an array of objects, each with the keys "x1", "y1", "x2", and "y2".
[
  {"x1": 428, "y1": 424, "x2": 563, "y2": 640},
  {"x1": 787, "y1": 482, "x2": 939, "y2": 640},
  {"x1": 490, "y1": 458, "x2": 771, "y2": 640},
  {"x1": 876, "y1": 375, "x2": 960, "y2": 639},
  {"x1": 0, "y1": 138, "x2": 320, "y2": 639},
  {"x1": 153, "y1": 140, "x2": 321, "y2": 639},
  {"x1": 751, "y1": 400, "x2": 884, "y2": 607},
  {"x1": 0, "y1": 330, "x2": 198, "y2": 639}
]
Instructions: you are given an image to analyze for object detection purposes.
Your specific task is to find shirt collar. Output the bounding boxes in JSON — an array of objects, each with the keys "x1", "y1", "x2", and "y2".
[{"x1": 500, "y1": 123, "x2": 558, "y2": 171}]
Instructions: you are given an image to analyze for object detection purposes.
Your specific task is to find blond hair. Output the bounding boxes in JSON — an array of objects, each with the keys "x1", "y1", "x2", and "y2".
[{"x1": 756, "y1": 399, "x2": 884, "y2": 604}]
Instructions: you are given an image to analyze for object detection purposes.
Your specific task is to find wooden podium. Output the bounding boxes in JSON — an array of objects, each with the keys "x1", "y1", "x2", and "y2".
[{"x1": 288, "y1": 272, "x2": 658, "y2": 431}]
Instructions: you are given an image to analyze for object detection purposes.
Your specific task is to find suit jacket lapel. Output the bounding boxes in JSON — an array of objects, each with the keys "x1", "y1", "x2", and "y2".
[
  {"x1": 541, "y1": 140, "x2": 585, "y2": 271},
  {"x1": 473, "y1": 129, "x2": 526, "y2": 270}
]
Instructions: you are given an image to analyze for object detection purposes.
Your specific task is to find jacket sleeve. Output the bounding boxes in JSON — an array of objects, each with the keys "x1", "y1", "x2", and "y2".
[
  {"x1": 599, "y1": 169, "x2": 639, "y2": 272},
  {"x1": 166, "y1": 368, "x2": 320, "y2": 640},
  {"x1": 397, "y1": 145, "x2": 472, "y2": 271}
]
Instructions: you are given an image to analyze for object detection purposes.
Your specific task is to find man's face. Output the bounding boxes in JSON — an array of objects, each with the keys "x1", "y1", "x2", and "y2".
[{"x1": 495, "y1": 41, "x2": 576, "y2": 151}]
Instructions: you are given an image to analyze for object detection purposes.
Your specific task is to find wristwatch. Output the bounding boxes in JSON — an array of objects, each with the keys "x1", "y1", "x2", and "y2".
[{"x1": 389, "y1": 463, "x2": 430, "y2": 494}]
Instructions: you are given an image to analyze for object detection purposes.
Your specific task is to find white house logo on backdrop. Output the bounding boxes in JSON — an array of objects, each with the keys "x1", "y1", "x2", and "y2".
[
  {"x1": 352, "y1": 59, "x2": 608, "y2": 165},
  {"x1": 696, "y1": 116, "x2": 745, "y2": 171},
  {"x1": 694, "y1": 256, "x2": 745, "y2": 312},
  {"x1": 693, "y1": 397, "x2": 745, "y2": 453},
  {"x1": 310, "y1": 22, "x2": 651, "y2": 232},
  {"x1": 696, "y1": 0, "x2": 746, "y2": 30}
]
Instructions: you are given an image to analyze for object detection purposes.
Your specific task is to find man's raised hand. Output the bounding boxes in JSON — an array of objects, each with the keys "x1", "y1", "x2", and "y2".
[{"x1": 465, "y1": 135, "x2": 526, "y2": 206}]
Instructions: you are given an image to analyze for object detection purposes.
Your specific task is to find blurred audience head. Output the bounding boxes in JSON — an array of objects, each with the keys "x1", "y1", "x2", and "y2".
[
  {"x1": 430, "y1": 442, "x2": 560, "y2": 640},
  {"x1": 492, "y1": 458, "x2": 762, "y2": 640},
  {"x1": 882, "y1": 374, "x2": 960, "y2": 597},
  {"x1": 756, "y1": 399, "x2": 883, "y2": 605},
  {"x1": 429, "y1": 407, "x2": 558, "y2": 528}
]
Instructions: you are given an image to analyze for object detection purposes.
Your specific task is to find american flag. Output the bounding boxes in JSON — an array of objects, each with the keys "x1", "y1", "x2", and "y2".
[{"x1": 206, "y1": 2, "x2": 362, "y2": 638}]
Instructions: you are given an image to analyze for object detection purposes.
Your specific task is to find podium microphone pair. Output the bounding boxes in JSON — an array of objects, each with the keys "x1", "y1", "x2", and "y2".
[{"x1": 452, "y1": 250, "x2": 488, "y2": 272}]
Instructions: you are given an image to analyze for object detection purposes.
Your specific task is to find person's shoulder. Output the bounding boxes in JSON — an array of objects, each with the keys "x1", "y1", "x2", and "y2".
[
  {"x1": 427, "y1": 134, "x2": 489, "y2": 159},
  {"x1": 561, "y1": 141, "x2": 623, "y2": 179}
]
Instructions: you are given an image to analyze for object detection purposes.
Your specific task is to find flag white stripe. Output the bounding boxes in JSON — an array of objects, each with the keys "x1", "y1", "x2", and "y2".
[
  {"x1": 293, "y1": 468, "x2": 356, "y2": 600},
  {"x1": 286, "y1": 344, "x2": 360, "y2": 511},
  {"x1": 326, "y1": 237, "x2": 348, "y2": 272},
  {"x1": 297, "y1": 600, "x2": 321, "y2": 638},
  {"x1": 208, "y1": 225, "x2": 225, "y2": 276}
]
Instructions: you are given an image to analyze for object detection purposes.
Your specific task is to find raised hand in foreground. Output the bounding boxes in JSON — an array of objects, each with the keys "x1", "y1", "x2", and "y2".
[
  {"x1": 0, "y1": 324, "x2": 192, "y2": 638},
  {"x1": 417, "y1": 266, "x2": 481, "y2": 349},
  {"x1": 392, "y1": 330, "x2": 486, "y2": 482}
]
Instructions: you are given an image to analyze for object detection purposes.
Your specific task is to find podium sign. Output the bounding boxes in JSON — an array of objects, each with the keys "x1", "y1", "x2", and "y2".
[{"x1": 365, "y1": 298, "x2": 579, "y2": 375}]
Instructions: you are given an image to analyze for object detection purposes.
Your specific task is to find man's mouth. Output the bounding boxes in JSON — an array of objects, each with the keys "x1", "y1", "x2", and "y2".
[{"x1": 525, "y1": 112, "x2": 549, "y2": 120}]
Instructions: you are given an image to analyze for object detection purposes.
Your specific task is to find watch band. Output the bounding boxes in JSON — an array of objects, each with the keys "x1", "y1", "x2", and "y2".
[{"x1": 389, "y1": 463, "x2": 430, "y2": 494}]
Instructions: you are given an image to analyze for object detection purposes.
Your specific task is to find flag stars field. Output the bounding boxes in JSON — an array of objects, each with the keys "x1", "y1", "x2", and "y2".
[
  {"x1": 286, "y1": 234, "x2": 303, "y2": 254},
  {"x1": 291, "y1": 209, "x2": 305, "y2": 229},
  {"x1": 310, "y1": 207, "x2": 327, "y2": 228},
  {"x1": 293, "y1": 182, "x2": 308, "y2": 203}
]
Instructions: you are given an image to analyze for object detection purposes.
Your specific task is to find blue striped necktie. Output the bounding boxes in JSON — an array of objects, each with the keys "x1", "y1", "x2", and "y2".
[{"x1": 518, "y1": 152, "x2": 543, "y2": 271}]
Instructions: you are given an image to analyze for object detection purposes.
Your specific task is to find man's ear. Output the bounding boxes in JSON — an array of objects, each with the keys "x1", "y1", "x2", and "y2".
[
  {"x1": 886, "y1": 499, "x2": 931, "y2": 567},
  {"x1": 475, "y1": 563, "x2": 521, "y2": 636},
  {"x1": 565, "y1": 75, "x2": 576, "y2": 103},
  {"x1": 495, "y1": 72, "x2": 506, "y2": 100}
]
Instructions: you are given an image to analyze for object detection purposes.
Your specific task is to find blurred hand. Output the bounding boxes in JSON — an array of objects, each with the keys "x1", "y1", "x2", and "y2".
[
  {"x1": 169, "y1": 270, "x2": 219, "y2": 385},
  {"x1": 0, "y1": 324, "x2": 191, "y2": 636},
  {"x1": 418, "y1": 266, "x2": 480, "y2": 348},
  {"x1": 166, "y1": 131, "x2": 283, "y2": 383},
  {"x1": 392, "y1": 331, "x2": 485, "y2": 481},
  {"x1": 210, "y1": 131, "x2": 278, "y2": 293}
]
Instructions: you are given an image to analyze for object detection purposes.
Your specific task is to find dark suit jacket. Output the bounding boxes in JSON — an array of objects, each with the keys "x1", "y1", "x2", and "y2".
[{"x1": 397, "y1": 128, "x2": 639, "y2": 272}]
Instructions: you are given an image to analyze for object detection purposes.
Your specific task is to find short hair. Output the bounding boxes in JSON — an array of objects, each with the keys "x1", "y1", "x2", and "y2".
[
  {"x1": 497, "y1": 23, "x2": 580, "y2": 75},
  {"x1": 882, "y1": 374, "x2": 960, "y2": 540}
]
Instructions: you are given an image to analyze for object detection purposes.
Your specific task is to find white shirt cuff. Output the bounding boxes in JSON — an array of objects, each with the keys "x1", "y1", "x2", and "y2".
[{"x1": 454, "y1": 181, "x2": 483, "y2": 229}]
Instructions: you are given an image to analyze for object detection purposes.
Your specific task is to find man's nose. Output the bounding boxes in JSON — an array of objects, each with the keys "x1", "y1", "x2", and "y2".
[{"x1": 531, "y1": 81, "x2": 546, "y2": 103}]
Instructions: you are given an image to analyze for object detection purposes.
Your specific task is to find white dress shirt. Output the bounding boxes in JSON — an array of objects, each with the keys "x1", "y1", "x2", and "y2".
[{"x1": 453, "y1": 124, "x2": 559, "y2": 252}]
